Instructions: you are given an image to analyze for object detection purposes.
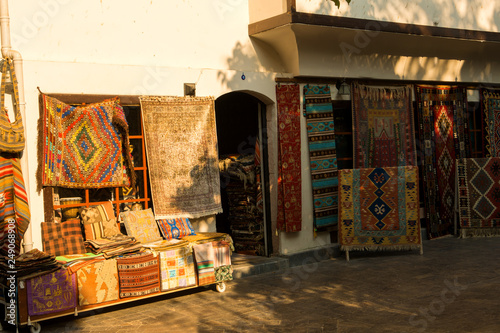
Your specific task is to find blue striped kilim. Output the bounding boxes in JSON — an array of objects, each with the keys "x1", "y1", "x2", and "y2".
[{"x1": 303, "y1": 85, "x2": 338, "y2": 229}]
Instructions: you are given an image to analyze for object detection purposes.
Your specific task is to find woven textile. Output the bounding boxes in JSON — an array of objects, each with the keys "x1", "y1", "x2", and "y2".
[
  {"x1": 156, "y1": 218, "x2": 196, "y2": 240},
  {"x1": 159, "y1": 247, "x2": 196, "y2": 291},
  {"x1": 457, "y1": 158, "x2": 500, "y2": 237},
  {"x1": 352, "y1": 83, "x2": 416, "y2": 168},
  {"x1": 116, "y1": 252, "x2": 160, "y2": 298},
  {"x1": 193, "y1": 242, "x2": 216, "y2": 286},
  {"x1": 0, "y1": 156, "x2": 30, "y2": 255},
  {"x1": 338, "y1": 166, "x2": 421, "y2": 251},
  {"x1": 27, "y1": 269, "x2": 77, "y2": 316},
  {"x1": 416, "y1": 85, "x2": 469, "y2": 239},
  {"x1": 139, "y1": 96, "x2": 222, "y2": 219},
  {"x1": 120, "y1": 209, "x2": 162, "y2": 244},
  {"x1": 303, "y1": 84, "x2": 338, "y2": 229},
  {"x1": 481, "y1": 88, "x2": 500, "y2": 156},
  {"x1": 41, "y1": 219, "x2": 86, "y2": 256},
  {"x1": 215, "y1": 266, "x2": 233, "y2": 282},
  {"x1": 80, "y1": 202, "x2": 121, "y2": 240},
  {"x1": 77, "y1": 258, "x2": 119, "y2": 306},
  {"x1": 212, "y1": 241, "x2": 232, "y2": 267},
  {"x1": 276, "y1": 84, "x2": 302, "y2": 232},
  {"x1": 38, "y1": 95, "x2": 135, "y2": 190}
]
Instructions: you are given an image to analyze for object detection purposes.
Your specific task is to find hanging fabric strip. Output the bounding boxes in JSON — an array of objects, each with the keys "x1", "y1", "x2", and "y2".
[
  {"x1": 303, "y1": 84, "x2": 338, "y2": 230},
  {"x1": 276, "y1": 83, "x2": 302, "y2": 232},
  {"x1": 481, "y1": 88, "x2": 500, "y2": 157}
]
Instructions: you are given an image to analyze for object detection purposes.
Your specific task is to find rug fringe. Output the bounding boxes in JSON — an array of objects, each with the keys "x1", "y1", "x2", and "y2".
[
  {"x1": 340, "y1": 244, "x2": 422, "y2": 252},
  {"x1": 460, "y1": 228, "x2": 500, "y2": 238},
  {"x1": 35, "y1": 93, "x2": 44, "y2": 193}
]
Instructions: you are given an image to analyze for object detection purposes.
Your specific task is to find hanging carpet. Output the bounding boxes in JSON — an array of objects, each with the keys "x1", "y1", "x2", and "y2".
[
  {"x1": 77, "y1": 258, "x2": 119, "y2": 306},
  {"x1": 139, "y1": 96, "x2": 222, "y2": 219},
  {"x1": 37, "y1": 95, "x2": 135, "y2": 190},
  {"x1": 338, "y1": 165, "x2": 421, "y2": 251},
  {"x1": 415, "y1": 85, "x2": 469, "y2": 239},
  {"x1": 303, "y1": 84, "x2": 338, "y2": 229},
  {"x1": 352, "y1": 83, "x2": 416, "y2": 168},
  {"x1": 276, "y1": 84, "x2": 302, "y2": 232},
  {"x1": 481, "y1": 88, "x2": 500, "y2": 156},
  {"x1": 457, "y1": 157, "x2": 500, "y2": 237},
  {"x1": 116, "y1": 252, "x2": 160, "y2": 298}
]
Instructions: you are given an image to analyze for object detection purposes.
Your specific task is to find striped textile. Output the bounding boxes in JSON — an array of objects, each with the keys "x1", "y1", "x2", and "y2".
[
  {"x1": 193, "y1": 242, "x2": 216, "y2": 286},
  {"x1": 0, "y1": 156, "x2": 30, "y2": 255},
  {"x1": 212, "y1": 241, "x2": 232, "y2": 268},
  {"x1": 303, "y1": 84, "x2": 338, "y2": 229},
  {"x1": 116, "y1": 252, "x2": 160, "y2": 298}
]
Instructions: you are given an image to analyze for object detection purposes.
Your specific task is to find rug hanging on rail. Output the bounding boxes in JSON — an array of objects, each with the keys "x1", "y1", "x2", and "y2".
[
  {"x1": 352, "y1": 83, "x2": 417, "y2": 168},
  {"x1": 481, "y1": 88, "x2": 500, "y2": 156},
  {"x1": 37, "y1": 94, "x2": 135, "y2": 191},
  {"x1": 139, "y1": 96, "x2": 222, "y2": 219},
  {"x1": 0, "y1": 156, "x2": 30, "y2": 256},
  {"x1": 338, "y1": 165, "x2": 421, "y2": 251},
  {"x1": 457, "y1": 157, "x2": 500, "y2": 237},
  {"x1": 303, "y1": 84, "x2": 338, "y2": 229},
  {"x1": 276, "y1": 84, "x2": 302, "y2": 232},
  {"x1": 415, "y1": 85, "x2": 469, "y2": 239},
  {"x1": 77, "y1": 258, "x2": 119, "y2": 306},
  {"x1": 116, "y1": 252, "x2": 160, "y2": 298}
]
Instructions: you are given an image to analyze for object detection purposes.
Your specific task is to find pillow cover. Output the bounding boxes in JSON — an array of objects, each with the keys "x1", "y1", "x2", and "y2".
[
  {"x1": 41, "y1": 219, "x2": 86, "y2": 256},
  {"x1": 79, "y1": 202, "x2": 121, "y2": 240},
  {"x1": 119, "y1": 208, "x2": 162, "y2": 244},
  {"x1": 156, "y1": 218, "x2": 196, "y2": 240}
]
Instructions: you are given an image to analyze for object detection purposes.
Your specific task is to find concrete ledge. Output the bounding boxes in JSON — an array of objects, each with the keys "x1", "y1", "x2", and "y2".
[{"x1": 284, "y1": 244, "x2": 341, "y2": 268}]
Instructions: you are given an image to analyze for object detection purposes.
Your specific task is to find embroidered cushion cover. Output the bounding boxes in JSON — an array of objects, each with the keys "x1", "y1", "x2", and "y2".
[
  {"x1": 41, "y1": 219, "x2": 86, "y2": 256},
  {"x1": 119, "y1": 208, "x2": 162, "y2": 244},
  {"x1": 156, "y1": 218, "x2": 196, "y2": 240},
  {"x1": 80, "y1": 202, "x2": 121, "y2": 240}
]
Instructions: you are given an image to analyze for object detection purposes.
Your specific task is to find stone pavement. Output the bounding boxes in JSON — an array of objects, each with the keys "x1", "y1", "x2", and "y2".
[{"x1": 6, "y1": 236, "x2": 500, "y2": 332}]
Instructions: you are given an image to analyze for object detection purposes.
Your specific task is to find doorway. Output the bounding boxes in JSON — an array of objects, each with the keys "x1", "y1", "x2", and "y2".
[{"x1": 215, "y1": 92, "x2": 271, "y2": 256}]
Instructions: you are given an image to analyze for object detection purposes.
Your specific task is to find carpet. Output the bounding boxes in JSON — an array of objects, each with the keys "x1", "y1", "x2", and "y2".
[
  {"x1": 0, "y1": 156, "x2": 30, "y2": 256},
  {"x1": 352, "y1": 83, "x2": 416, "y2": 168},
  {"x1": 27, "y1": 269, "x2": 77, "y2": 316},
  {"x1": 116, "y1": 252, "x2": 160, "y2": 298},
  {"x1": 457, "y1": 157, "x2": 500, "y2": 237},
  {"x1": 481, "y1": 88, "x2": 500, "y2": 156},
  {"x1": 338, "y1": 166, "x2": 421, "y2": 251},
  {"x1": 303, "y1": 84, "x2": 338, "y2": 229},
  {"x1": 37, "y1": 95, "x2": 135, "y2": 190},
  {"x1": 159, "y1": 246, "x2": 196, "y2": 291},
  {"x1": 139, "y1": 96, "x2": 222, "y2": 219},
  {"x1": 77, "y1": 258, "x2": 119, "y2": 306},
  {"x1": 416, "y1": 85, "x2": 469, "y2": 239},
  {"x1": 276, "y1": 84, "x2": 302, "y2": 232},
  {"x1": 193, "y1": 242, "x2": 216, "y2": 286}
]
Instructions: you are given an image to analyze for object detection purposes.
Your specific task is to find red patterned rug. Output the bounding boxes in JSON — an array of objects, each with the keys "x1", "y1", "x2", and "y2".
[{"x1": 276, "y1": 84, "x2": 302, "y2": 232}]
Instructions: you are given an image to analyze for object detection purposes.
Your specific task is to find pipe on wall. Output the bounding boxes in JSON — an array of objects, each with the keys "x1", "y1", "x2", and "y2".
[{"x1": 0, "y1": 0, "x2": 33, "y2": 253}]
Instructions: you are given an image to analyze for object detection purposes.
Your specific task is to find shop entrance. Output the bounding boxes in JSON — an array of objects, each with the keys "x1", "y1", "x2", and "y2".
[{"x1": 215, "y1": 92, "x2": 271, "y2": 256}]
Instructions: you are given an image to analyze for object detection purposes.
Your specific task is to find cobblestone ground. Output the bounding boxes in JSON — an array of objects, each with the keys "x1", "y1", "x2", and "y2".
[{"x1": 4, "y1": 237, "x2": 500, "y2": 333}]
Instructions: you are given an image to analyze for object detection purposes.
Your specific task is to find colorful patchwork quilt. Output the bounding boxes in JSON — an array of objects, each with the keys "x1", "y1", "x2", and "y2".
[{"x1": 159, "y1": 247, "x2": 196, "y2": 291}]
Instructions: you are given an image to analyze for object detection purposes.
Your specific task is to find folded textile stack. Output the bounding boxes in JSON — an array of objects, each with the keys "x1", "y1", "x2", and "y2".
[
  {"x1": 84, "y1": 234, "x2": 141, "y2": 258},
  {"x1": 219, "y1": 154, "x2": 264, "y2": 255},
  {"x1": 0, "y1": 249, "x2": 62, "y2": 281},
  {"x1": 56, "y1": 253, "x2": 106, "y2": 275},
  {"x1": 141, "y1": 239, "x2": 189, "y2": 254}
]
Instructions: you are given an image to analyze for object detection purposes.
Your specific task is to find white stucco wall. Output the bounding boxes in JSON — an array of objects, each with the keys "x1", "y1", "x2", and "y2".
[{"x1": 296, "y1": 0, "x2": 500, "y2": 32}]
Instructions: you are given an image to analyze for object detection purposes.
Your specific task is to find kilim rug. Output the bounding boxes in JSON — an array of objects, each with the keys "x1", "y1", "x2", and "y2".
[
  {"x1": 77, "y1": 258, "x2": 119, "y2": 306},
  {"x1": 352, "y1": 83, "x2": 416, "y2": 168},
  {"x1": 159, "y1": 246, "x2": 196, "y2": 291},
  {"x1": 276, "y1": 84, "x2": 302, "y2": 232},
  {"x1": 193, "y1": 242, "x2": 216, "y2": 286},
  {"x1": 0, "y1": 156, "x2": 30, "y2": 256},
  {"x1": 416, "y1": 85, "x2": 469, "y2": 239},
  {"x1": 139, "y1": 96, "x2": 222, "y2": 219},
  {"x1": 27, "y1": 269, "x2": 77, "y2": 316},
  {"x1": 303, "y1": 84, "x2": 338, "y2": 229},
  {"x1": 481, "y1": 88, "x2": 500, "y2": 156},
  {"x1": 338, "y1": 166, "x2": 421, "y2": 251},
  {"x1": 457, "y1": 157, "x2": 500, "y2": 237},
  {"x1": 37, "y1": 95, "x2": 135, "y2": 190},
  {"x1": 116, "y1": 252, "x2": 160, "y2": 298}
]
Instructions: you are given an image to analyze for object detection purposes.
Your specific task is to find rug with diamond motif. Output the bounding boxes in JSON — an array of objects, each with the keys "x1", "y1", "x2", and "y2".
[
  {"x1": 415, "y1": 85, "x2": 469, "y2": 239},
  {"x1": 338, "y1": 165, "x2": 421, "y2": 251},
  {"x1": 457, "y1": 157, "x2": 500, "y2": 237},
  {"x1": 37, "y1": 94, "x2": 135, "y2": 190},
  {"x1": 352, "y1": 83, "x2": 416, "y2": 169},
  {"x1": 303, "y1": 84, "x2": 338, "y2": 229},
  {"x1": 481, "y1": 88, "x2": 500, "y2": 156}
]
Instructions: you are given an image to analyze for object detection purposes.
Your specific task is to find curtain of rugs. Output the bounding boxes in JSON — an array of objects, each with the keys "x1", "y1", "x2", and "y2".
[
  {"x1": 303, "y1": 84, "x2": 339, "y2": 230},
  {"x1": 352, "y1": 83, "x2": 417, "y2": 168},
  {"x1": 276, "y1": 84, "x2": 302, "y2": 232},
  {"x1": 415, "y1": 85, "x2": 469, "y2": 239},
  {"x1": 481, "y1": 88, "x2": 500, "y2": 157}
]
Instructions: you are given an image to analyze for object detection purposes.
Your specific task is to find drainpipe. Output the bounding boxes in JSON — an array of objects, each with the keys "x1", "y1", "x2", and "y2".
[{"x1": 0, "y1": 0, "x2": 33, "y2": 253}]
